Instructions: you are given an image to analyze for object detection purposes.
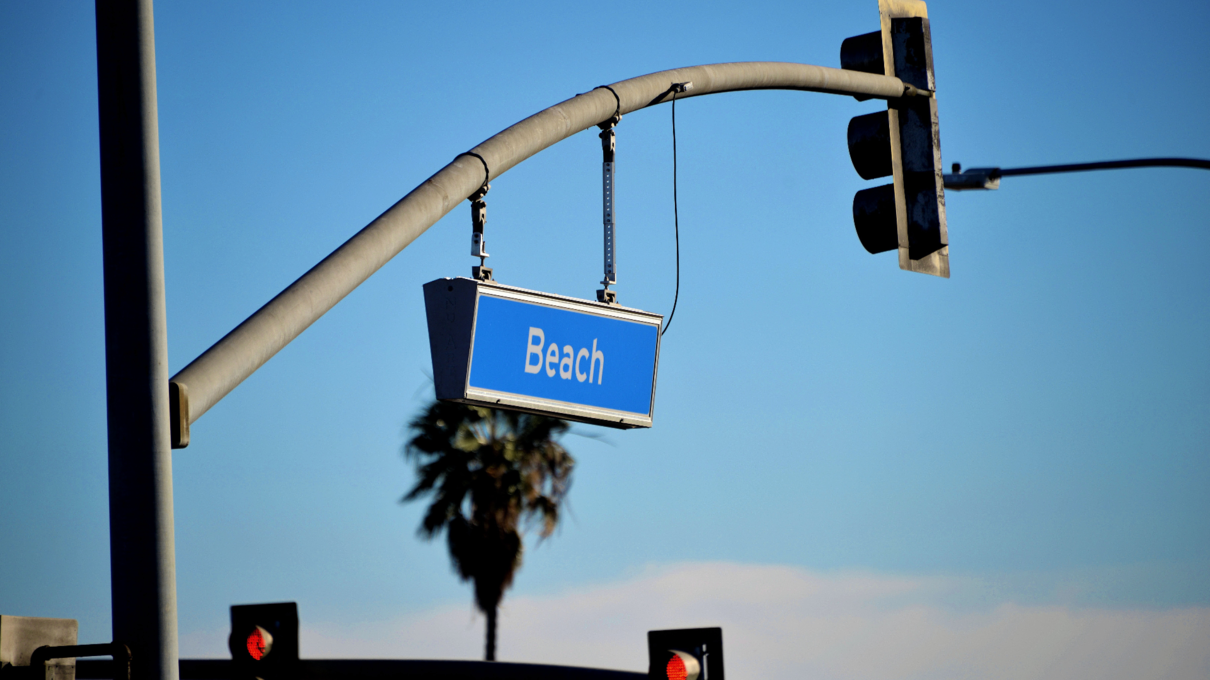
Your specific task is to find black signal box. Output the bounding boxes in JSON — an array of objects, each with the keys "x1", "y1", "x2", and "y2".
[
  {"x1": 229, "y1": 602, "x2": 298, "y2": 679},
  {"x1": 647, "y1": 628, "x2": 723, "y2": 680}
]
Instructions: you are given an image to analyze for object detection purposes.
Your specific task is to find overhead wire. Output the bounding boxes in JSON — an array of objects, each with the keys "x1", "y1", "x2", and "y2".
[{"x1": 661, "y1": 87, "x2": 682, "y2": 337}]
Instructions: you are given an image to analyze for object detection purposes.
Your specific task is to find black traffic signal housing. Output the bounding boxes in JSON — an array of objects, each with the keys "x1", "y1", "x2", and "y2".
[
  {"x1": 842, "y1": 0, "x2": 948, "y2": 278},
  {"x1": 229, "y1": 602, "x2": 298, "y2": 680},
  {"x1": 648, "y1": 628, "x2": 722, "y2": 680}
]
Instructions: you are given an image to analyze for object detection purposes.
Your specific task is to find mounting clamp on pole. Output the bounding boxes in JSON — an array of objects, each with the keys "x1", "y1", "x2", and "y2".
[
  {"x1": 943, "y1": 162, "x2": 1001, "y2": 191},
  {"x1": 595, "y1": 86, "x2": 623, "y2": 304},
  {"x1": 460, "y1": 152, "x2": 494, "y2": 282},
  {"x1": 470, "y1": 191, "x2": 492, "y2": 282}
]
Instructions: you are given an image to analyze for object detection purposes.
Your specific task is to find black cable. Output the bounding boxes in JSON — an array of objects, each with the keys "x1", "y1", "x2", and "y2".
[
  {"x1": 458, "y1": 151, "x2": 491, "y2": 195},
  {"x1": 593, "y1": 85, "x2": 623, "y2": 126},
  {"x1": 661, "y1": 89, "x2": 681, "y2": 338}
]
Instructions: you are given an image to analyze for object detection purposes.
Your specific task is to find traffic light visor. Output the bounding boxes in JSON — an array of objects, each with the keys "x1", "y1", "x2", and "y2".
[
  {"x1": 848, "y1": 111, "x2": 892, "y2": 181},
  {"x1": 853, "y1": 184, "x2": 899, "y2": 254}
]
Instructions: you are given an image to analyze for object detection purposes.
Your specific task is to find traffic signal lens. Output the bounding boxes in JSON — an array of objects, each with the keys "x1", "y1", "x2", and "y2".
[
  {"x1": 664, "y1": 650, "x2": 700, "y2": 680},
  {"x1": 667, "y1": 656, "x2": 687, "y2": 680},
  {"x1": 246, "y1": 626, "x2": 272, "y2": 661}
]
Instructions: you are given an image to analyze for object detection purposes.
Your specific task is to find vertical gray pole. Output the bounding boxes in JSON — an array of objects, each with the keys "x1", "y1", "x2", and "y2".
[{"x1": 95, "y1": 2, "x2": 179, "y2": 680}]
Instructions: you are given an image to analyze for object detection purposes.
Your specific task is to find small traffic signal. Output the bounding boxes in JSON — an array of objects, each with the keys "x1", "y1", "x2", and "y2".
[
  {"x1": 648, "y1": 628, "x2": 722, "y2": 680},
  {"x1": 842, "y1": 0, "x2": 948, "y2": 278},
  {"x1": 229, "y1": 603, "x2": 298, "y2": 680}
]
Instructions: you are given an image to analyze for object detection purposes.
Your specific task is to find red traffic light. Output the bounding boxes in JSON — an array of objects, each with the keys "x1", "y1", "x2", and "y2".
[
  {"x1": 649, "y1": 627, "x2": 722, "y2": 680},
  {"x1": 245, "y1": 626, "x2": 273, "y2": 661},
  {"x1": 665, "y1": 650, "x2": 701, "y2": 680}
]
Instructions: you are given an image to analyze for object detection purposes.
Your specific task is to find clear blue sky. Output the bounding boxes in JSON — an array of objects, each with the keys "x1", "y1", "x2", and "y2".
[{"x1": 2, "y1": 1, "x2": 1208, "y2": 678}]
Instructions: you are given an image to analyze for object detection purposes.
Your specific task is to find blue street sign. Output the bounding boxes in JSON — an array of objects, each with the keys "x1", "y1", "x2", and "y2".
[{"x1": 423, "y1": 277, "x2": 662, "y2": 428}]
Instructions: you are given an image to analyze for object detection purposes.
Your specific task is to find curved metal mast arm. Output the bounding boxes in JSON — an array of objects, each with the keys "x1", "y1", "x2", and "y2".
[{"x1": 169, "y1": 61, "x2": 918, "y2": 446}]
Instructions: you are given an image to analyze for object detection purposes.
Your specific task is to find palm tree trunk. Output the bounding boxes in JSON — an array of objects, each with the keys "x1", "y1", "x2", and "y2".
[{"x1": 485, "y1": 606, "x2": 497, "y2": 661}]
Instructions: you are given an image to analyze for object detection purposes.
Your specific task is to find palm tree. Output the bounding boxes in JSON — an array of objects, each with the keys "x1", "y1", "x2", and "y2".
[{"x1": 402, "y1": 400, "x2": 574, "y2": 661}]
